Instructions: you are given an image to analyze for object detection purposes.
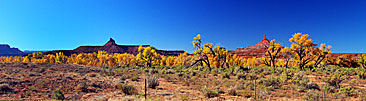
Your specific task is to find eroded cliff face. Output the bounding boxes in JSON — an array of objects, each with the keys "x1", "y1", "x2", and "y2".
[{"x1": 44, "y1": 38, "x2": 185, "y2": 56}]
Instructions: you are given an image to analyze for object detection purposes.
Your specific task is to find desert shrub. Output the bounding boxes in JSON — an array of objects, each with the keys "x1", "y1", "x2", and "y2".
[
  {"x1": 120, "y1": 75, "x2": 128, "y2": 81},
  {"x1": 243, "y1": 81, "x2": 255, "y2": 90},
  {"x1": 130, "y1": 75, "x2": 139, "y2": 81},
  {"x1": 291, "y1": 72, "x2": 305, "y2": 84},
  {"x1": 178, "y1": 73, "x2": 184, "y2": 77},
  {"x1": 180, "y1": 95, "x2": 189, "y2": 101},
  {"x1": 144, "y1": 69, "x2": 150, "y2": 73},
  {"x1": 148, "y1": 76, "x2": 159, "y2": 89},
  {"x1": 262, "y1": 67, "x2": 273, "y2": 75},
  {"x1": 322, "y1": 84, "x2": 336, "y2": 93},
  {"x1": 201, "y1": 86, "x2": 219, "y2": 98},
  {"x1": 304, "y1": 81, "x2": 320, "y2": 90},
  {"x1": 227, "y1": 86, "x2": 237, "y2": 96},
  {"x1": 281, "y1": 69, "x2": 295, "y2": 80},
  {"x1": 166, "y1": 69, "x2": 175, "y2": 74},
  {"x1": 340, "y1": 68, "x2": 357, "y2": 76},
  {"x1": 52, "y1": 89, "x2": 65, "y2": 100},
  {"x1": 323, "y1": 73, "x2": 345, "y2": 88},
  {"x1": 338, "y1": 86, "x2": 360, "y2": 97},
  {"x1": 162, "y1": 74, "x2": 174, "y2": 82},
  {"x1": 236, "y1": 73, "x2": 246, "y2": 80},
  {"x1": 0, "y1": 84, "x2": 13, "y2": 94},
  {"x1": 191, "y1": 71, "x2": 197, "y2": 76},
  {"x1": 237, "y1": 90, "x2": 252, "y2": 98},
  {"x1": 182, "y1": 80, "x2": 190, "y2": 86},
  {"x1": 274, "y1": 67, "x2": 285, "y2": 74},
  {"x1": 303, "y1": 90, "x2": 321, "y2": 101},
  {"x1": 149, "y1": 69, "x2": 159, "y2": 74},
  {"x1": 75, "y1": 83, "x2": 88, "y2": 93},
  {"x1": 256, "y1": 89, "x2": 268, "y2": 100},
  {"x1": 258, "y1": 76, "x2": 282, "y2": 90},
  {"x1": 248, "y1": 72, "x2": 258, "y2": 80},
  {"x1": 222, "y1": 72, "x2": 230, "y2": 79},
  {"x1": 295, "y1": 77, "x2": 320, "y2": 91},
  {"x1": 357, "y1": 71, "x2": 366, "y2": 79},
  {"x1": 118, "y1": 83, "x2": 137, "y2": 95},
  {"x1": 212, "y1": 71, "x2": 218, "y2": 76}
]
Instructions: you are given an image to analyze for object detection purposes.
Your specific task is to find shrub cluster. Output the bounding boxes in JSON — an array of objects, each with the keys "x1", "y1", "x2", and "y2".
[
  {"x1": 148, "y1": 76, "x2": 160, "y2": 89},
  {"x1": 118, "y1": 83, "x2": 137, "y2": 95}
]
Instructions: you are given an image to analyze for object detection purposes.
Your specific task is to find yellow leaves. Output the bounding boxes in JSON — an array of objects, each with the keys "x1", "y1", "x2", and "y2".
[
  {"x1": 192, "y1": 41, "x2": 198, "y2": 47},
  {"x1": 203, "y1": 43, "x2": 213, "y2": 49},
  {"x1": 194, "y1": 34, "x2": 201, "y2": 40},
  {"x1": 192, "y1": 34, "x2": 202, "y2": 48},
  {"x1": 202, "y1": 47, "x2": 211, "y2": 54},
  {"x1": 289, "y1": 38, "x2": 294, "y2": 42},
  {"x1": 55, "y1": 52, "x2": 67, "y2": 63},
  {"x1": 138, "y1": 45, "x2": 143, "y2": 51},
  {"x1": 270, "y1": 39, "x2": 276, "y2": 45},
  {"x1": 281, "y1": 47, "x2": 291, "y2": 53},
  {"x1": 136, "y1": 46, "x2": 161, "y2": 67}
]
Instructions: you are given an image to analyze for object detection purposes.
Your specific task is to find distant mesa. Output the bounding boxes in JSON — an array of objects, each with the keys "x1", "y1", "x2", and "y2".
[
  {"x1": 0, "y1": 44, "x2": 25, "y2": 56},
  {"x1": 230, "y1": 35, "x2": 270, "y2": 58},
  {"x1": 44, "y1": 38, "x2": 185, "y2": 56}
]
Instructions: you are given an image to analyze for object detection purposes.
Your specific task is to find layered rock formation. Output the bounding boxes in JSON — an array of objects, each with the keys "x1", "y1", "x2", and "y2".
[
  {"x1": 44, "y1": 38, "x2": 185, "y2": 56},
  {"x1": 229, "y1": 35, "x2": 270, "y2": 58},
  {"x1": 0, "y1": 44, "x2": 25, "y2": 56}
]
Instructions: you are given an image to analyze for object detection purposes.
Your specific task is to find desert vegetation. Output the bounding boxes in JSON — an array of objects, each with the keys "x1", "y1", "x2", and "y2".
[{"x1": 0, "y1": 33, "x2": 366, "y2": 100}]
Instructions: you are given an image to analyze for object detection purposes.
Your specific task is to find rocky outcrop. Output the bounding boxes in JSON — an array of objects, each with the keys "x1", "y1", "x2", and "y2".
[
  {"x1": 329, "y1": 53, "x2": 365, "y2": 58},
  {"x1": 0, "y1": 44, "x2": 25, "y2": 56},
  {"x1": 44, "y1": 38, "x2": 185, "y2": 56},
  {"x1": 230, "y1": 35, "x2": 270, "y2": 58},
  {"x1": 230, "y1": 35, "x2": 364, "y2": 59}
]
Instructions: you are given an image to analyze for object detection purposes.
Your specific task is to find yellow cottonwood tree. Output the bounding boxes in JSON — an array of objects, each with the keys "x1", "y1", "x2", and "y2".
[
  {"x1": 279, "y1": 47, "x2": 292, "y2": 68},
  {"x1": 263, "y1": 39, "x2": 283, "y2": 68},
  {"x1": 312, "y1": 43, "x2": 331, "y2": 67},
  {"x1": 213, "y1": 46, "x2": 230, "y2": 68},
  {"x1": 191, "y1": 34, "x2": 212, "y2": 69},
  {"x1": 289, "y1": 33, "x2": 316, "y2": 70},
  {"x1": 136, "y1": 45, "x2": 160, "y2": 67}
]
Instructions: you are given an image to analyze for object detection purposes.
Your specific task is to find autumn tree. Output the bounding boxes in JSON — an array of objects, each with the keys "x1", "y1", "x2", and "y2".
[
  {"x1": 191, "y1": 34, "x2": 212, "y2": 69},
  {"x1": 212, "y1": 46, "x2": 230, "y2": 68},
  {"x1": 358, "y1": 53, "x2": 366, "y2": 69},
  {"x1": 136, "y1": 45, "x2": 160, "y2": 67},
  {"x1": 289, "y1": 33, "x2": 316, "y2": 70},
  {"x1": 279, "y1": 47, "x2": 292, "y2": 68},
  {"x1": 263, "y1": 39, "x2": 283, "y2": 68},
  {"x1": 97, "y1": 51, "x2": 108, "y2": 66},
  {"x1": 175, "y1": 52, "x2": 192, "y2": 66},
  {"x1": 312, "y1": 43, "x2": 331, "y2": 67},
  {"x1": 55, "y1": 52, "x2": 68, "y2": 64}
]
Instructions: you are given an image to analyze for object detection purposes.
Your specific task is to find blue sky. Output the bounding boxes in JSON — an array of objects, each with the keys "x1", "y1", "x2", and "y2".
[{"x1": 0, "y1": 0, "x2": 365, "y2": 53}]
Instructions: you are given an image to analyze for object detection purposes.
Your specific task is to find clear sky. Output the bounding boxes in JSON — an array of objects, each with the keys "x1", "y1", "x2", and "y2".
[{"x1": 0, "y1": 0, "x2": 365, "y2": 53}]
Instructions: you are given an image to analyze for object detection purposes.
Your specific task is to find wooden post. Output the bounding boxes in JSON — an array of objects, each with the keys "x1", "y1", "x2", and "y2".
[{"x1": 145, "y1": 78, "x2": 147, "y2": 100}]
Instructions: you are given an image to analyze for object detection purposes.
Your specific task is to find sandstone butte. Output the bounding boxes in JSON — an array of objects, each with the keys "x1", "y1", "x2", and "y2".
[
  {"x1": 229, "y1": 35, "x2": 271, "y2": 58},
  {"x1": 229, "y1": 35, "x2": 364, "y2": 58},
  {"x1": 44, "y1": 38, "x2": 185, "y2": 56}
]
